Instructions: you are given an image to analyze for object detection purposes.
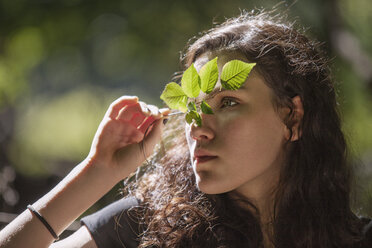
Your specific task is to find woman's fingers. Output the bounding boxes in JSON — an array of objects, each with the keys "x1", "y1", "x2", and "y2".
[
  {"x1": 131, "y1": 113, "x2": 147, "y2": 127},
  {"x1": 116, "y1": 101, "x2": 156, "y2": 121},
  {"x1": 137, "y1": 108, "x2": 170, "y2": 134},
  {"x1": 141, "y1": 118, "x2": 167, "y2": 157},
  {"x1": 103, "y1": 96, "x2": 170, "y2": 147},
  {"x1": 116, "y1": 102, "x2": 164, "y2": 130},
  {"x1": 90, "y1": 96, "x2": 171, "y2": 173},
  {"x1": 146, "y1": 104, "x2": 160, "y2": 118},
  {"x1": 117, "y1": 103, "x2": 144, "y2": 122},
  {"x1": 159, "y1": 107, "x2": 171, "y2": 117},
  {"x1": 106, "y1": 96, "x2": 138, "y2": 119},
  {"x1": 138, "y1": 116, "x2": 156, "y2": 134}
]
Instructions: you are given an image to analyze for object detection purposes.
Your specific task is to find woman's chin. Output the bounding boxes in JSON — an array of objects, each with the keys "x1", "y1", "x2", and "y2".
[{"x1": 196, "y1": 177, "x2": 232, "y2": 195}]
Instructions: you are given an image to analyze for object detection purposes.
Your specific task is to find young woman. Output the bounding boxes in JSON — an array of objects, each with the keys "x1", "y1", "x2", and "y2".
[{"x1": 1, "y1": 10, "x2": 371, "y2": 248}]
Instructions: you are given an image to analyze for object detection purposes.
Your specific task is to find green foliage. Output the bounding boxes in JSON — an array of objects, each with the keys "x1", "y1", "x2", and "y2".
[
  {"x1": 221, "y1": 60, "x2": 256, "y2": 90},
  {"x1": 160, "y1": 82, "x2": 188, "y2": 112},
  {"x1": 187, "y1": 101, "x2": 197, "y2": 111},
  {"x1": 185, "y1": 110, "x2": 201, "y2": 126},
  {"x1": 0, "y1": 27, "x2": 45, "y2": 107},
  {"x1": 9, "y1": 88, "x2": 115, "y2": 176},
  {"x1": 181, "y1": 63, "x2": 201, "y2": 98},
  {"x1": 201, "y1": 100, "x2": 213, "y2": 114},
  {"x1": 161, "y1": 58, "x2": 256, "y2": 126},
  {"x1": 199, "y1": 57, "x2": 219, "y2": 94}
]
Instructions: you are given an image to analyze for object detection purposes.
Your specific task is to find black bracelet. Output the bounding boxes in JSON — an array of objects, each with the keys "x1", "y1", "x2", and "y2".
[{"x1": 27, "y1": 205, "x2": 59, "y2": 240}]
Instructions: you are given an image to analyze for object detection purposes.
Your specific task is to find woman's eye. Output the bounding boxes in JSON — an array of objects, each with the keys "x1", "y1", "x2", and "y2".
[{"x1": 220, "y1": 97, "x2": 238, "y2": 108}]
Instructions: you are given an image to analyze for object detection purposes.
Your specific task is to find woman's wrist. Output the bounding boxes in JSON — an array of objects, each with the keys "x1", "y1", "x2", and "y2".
[
  {"x1": 31, "y1": 159, "x2": 121, "y2": 236},
  {"x1": 82, "y1": 154, "x2": 130, "y2": 184}
]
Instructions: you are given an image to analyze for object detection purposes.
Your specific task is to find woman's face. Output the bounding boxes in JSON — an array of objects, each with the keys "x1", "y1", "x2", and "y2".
[{"x1": 185, "y1": 52, "x2": 289, "y2": 200}]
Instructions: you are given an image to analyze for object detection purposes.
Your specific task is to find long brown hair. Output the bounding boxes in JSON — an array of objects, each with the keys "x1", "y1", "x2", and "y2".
[{"x1": 127, "y1": 10, "x2": 365, "y2": 247}]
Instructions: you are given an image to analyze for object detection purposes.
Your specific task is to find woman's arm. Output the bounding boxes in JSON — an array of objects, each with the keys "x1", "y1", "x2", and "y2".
[
  {"x1": 0, "y1": 96, "x2": 168, "y2": 248},
  {"x1": 49, "y1": 226, "x2": 97, "y2": 248}
]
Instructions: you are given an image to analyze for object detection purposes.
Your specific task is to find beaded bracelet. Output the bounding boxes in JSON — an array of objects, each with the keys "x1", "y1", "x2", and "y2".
[{"x1": 27, "y1": 205, "x2": 59, "y2": 240}]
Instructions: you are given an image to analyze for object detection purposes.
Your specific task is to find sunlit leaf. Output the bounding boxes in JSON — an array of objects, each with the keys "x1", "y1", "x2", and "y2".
[
  {"x1": 201, "y1": 100, "x2": 213, "y2": 114},
  {"x1": 160, "y1": 82, "x2": 188, "y2": 112},
  {"x1": 181, "y1": 63, "x2": 201, "y2": 98},
  {"x1": 221, "y1": 60, "x2": 256, "y2": 90},
  {"x1": 194, "y1": 113, "x2": 202, "y2": 126},
  {"x1": 199, "y1": 57, "x2": 218, "y2": 94},
  {"x1": 185, "y1": 111, "x2": 194, "y2": 124},
  {"x1": 185, "y1": 110, "x2": 202, "y2": 126},
  {"x1": 188, "y1": 101, "x2": 197, "y2": 111}
]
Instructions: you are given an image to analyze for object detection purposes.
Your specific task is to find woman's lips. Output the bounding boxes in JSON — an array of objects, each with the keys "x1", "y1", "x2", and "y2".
[
  {"x1": 195, "y1": 155, "x2": 217, "y2": 164},
  {"x1": 193, "y1": 149, "x2": 217, "y2": 168}
]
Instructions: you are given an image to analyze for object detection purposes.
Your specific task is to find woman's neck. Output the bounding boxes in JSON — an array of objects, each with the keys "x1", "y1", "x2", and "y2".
[{"x1": 229, "y1": 183, "x2": 277, "y2": 247}]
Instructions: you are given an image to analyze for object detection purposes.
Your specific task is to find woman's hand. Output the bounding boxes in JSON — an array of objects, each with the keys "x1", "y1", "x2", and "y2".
[
  {"x1": 0, "y1": 96, "x2": 169, "y2": 248},
  {"x1": 86, "y1": 96, "x2": 169, "y2": 181}
]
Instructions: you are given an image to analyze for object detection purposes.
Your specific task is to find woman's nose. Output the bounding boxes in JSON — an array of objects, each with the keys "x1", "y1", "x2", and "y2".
[{"x1": 189, "y1": 117, "x2": 215, "y2": 141}]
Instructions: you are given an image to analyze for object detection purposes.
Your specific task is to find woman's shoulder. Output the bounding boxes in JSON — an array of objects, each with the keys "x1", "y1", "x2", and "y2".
[{"x1": 80, "y1": 196, "x2": 143, "y2": 248}]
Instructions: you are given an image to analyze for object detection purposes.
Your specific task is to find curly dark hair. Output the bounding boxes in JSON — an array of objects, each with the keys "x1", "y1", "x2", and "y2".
[{"x1": 124, "y1": 10, "x2": 366, "y2": 247}]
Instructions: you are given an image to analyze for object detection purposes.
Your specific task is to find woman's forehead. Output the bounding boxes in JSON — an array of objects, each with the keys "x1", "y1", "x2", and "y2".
[{"x1": 193, "y1": 51, "x2": 249, "y2": 72}]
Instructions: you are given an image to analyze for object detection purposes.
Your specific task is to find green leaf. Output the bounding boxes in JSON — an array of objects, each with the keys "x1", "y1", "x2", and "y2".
[
  {"x1": 160, "y1": 82, "x2": 188, "y2": 112},
  {"x1": 181, "y1": 63, "x2": 201, "y2": 98},
  {"x1": 201, "y1": 100, "x2": 213, "y2": 114},
  {"x1": 199, "y1": 57, "x2": 218, "y2": 94},
  {"x1": 187, "y1": 102, "x2": 197, "y2": 111},
  {"x1": 220, "y1": 60, "x2": 256, "y2": 90},
  {"x1": 185, "y1": 111, "x2": 194, "y2": 124},
  {"x1": 185, "y1": 110, "x2": 202, "y2": 126},
  {"x1": 195, "y1": 114, "x2": 202, "y2": 127}
]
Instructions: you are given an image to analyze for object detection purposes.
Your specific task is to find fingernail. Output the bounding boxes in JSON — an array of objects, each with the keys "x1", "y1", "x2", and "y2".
[
  {"x1": 160, "y1": 107, "x2": 169, "y2": 111},
  {"x1": 163, "y1": 118, "x2": 169, "y2": 125},
  {"x1": 159, "y1": 108, "x2": 170, "y2": 115}
]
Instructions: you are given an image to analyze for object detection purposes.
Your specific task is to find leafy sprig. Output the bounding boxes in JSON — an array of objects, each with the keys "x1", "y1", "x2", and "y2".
[{"x1": 160, "y1": 57, "x2": 256, "y2": 126}]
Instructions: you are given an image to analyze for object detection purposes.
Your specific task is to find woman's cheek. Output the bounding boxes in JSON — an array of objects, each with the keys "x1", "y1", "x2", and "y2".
[{"x1": 215, "y1": 108, "x2": 248, "y2": 128}]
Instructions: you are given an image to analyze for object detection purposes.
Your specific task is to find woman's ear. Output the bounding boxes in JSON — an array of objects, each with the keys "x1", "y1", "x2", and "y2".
[{"x1": 288, "y1": 95, "x2": 304, "y2": 141}]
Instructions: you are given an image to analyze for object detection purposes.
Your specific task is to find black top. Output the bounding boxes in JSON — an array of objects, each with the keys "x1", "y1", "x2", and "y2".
[
  {"x1": 81, "y1": 197, "x2": 142, "y2": 248},
  {"x1": 81, "y1": 197, "x2": 372, "y2": 248}
]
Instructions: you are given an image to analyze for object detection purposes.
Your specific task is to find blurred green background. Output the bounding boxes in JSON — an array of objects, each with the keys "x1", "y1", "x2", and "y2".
[{"x1": 0, "y1": 0, "x2": 371, "y2": 230}]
